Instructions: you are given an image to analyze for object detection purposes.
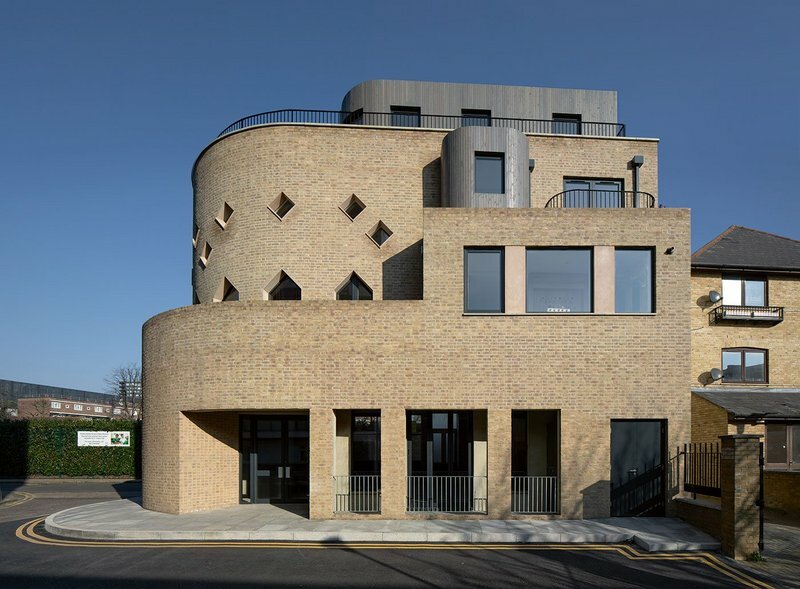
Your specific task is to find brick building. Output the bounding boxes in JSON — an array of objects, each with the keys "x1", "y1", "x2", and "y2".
[
  {"x1": 690, "y1": 226, "x2": 800, "y2": 514},
  {"x1": 1, "y1": 379, "x2": 118, "y2": 419},
  {"x1": 17, "y1": 396, "x2": 116, "y2": 419},
  {"x1": 143, "y1": 80, "x2": 692, "y2": 518}
]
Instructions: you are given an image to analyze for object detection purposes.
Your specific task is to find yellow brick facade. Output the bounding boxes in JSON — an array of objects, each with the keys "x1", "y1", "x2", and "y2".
[{"x1": 144, "y1": 121, "x2": 690, "y2": 519}]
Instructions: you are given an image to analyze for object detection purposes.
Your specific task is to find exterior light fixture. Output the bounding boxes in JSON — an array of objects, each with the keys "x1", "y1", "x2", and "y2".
[
  {"x1": 710, "y1": 368, "x2": 724, "y2": 381},
  {"x1": 708, "y1": 290, "x2": 722, "y2": 303},
  {"x1": 665, "y1": 247, "x2": 674, "y2": 255}
]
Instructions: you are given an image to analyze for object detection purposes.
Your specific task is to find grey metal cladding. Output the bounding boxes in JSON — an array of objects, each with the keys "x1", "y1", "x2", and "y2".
[
  {"x1": 341, "y1": 80, "x2": 617, "y2": 123},
  {"x1": 441, "y1": 127, "x2": 530, "y2": 209}
]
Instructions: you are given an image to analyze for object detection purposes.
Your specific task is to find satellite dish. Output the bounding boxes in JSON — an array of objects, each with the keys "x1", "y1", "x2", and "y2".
[
  {"x1": 710, "y1": 368, "x2": 724, "y2": 381},
  {"x1": 709, "y1": 290, "x2": 722, "y2": 303}
]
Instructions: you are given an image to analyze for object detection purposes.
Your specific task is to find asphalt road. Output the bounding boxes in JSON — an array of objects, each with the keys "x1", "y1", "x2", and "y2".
[{"x1": 0, "y1": 481, "x2": 772, "y2": 589}]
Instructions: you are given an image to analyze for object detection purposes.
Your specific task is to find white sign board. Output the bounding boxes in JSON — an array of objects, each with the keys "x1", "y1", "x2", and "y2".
[{"x1": 77, "y1": 431, "x2": 131, "y2": 447}]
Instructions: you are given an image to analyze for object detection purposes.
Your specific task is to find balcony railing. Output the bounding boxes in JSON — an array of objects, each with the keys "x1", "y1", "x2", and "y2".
[
  {"x1": 545, "y1": 190, "x2": 655, "y2": 209},
  {"x1": 710, "y1": 305, "x2": 784, "y2": 324},
  {"x1": 333, "y1": 475, "x2": 381, "y2": 513},
  {"x1": 406, "y1": 475, "x2": 487, "y2": 513},
  {"x1": 218, "y1": 109, "x2": 626, "y2": 138},
  {"x1": 511, "y1": 476, "x2": 559, "y2": 514}
]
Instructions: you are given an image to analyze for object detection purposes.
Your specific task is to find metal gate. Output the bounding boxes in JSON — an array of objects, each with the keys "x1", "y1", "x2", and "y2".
[{"x1": 610, "y1": 420, "x2": 666, "y2": 516}]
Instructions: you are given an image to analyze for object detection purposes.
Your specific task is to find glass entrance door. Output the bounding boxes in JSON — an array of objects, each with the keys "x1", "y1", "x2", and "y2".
[{"x1": 240, "y1": 414, "x2": 309, "y2": 504}]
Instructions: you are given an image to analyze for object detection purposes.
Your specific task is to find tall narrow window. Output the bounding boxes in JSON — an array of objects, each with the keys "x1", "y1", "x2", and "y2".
[
  {"x1": 475, "y1": 153, "x2": 504, "y2": 194},
  {"x1": 721, "y1": 348, "x2": 767, "y2": 383},
  {"x1": 462, "y1": 109, "x2": 491, "y2": 127},
  {"x1": 390, "y1": 106, "x2": 421, "y2": 127},
  {"x1": 464, "y1": 248, "x2": 504, "y2": 313},
  {"x1": 615, "y1": 248, "x2": 654, "y2": 313},
  {"x1": 337, "y1": 273, "x2": 373, "y2": 300},
  {"x1": 526, "y1": 248, "x2": 592, "y2": 313},
  {"x1": 351, "y1": 412, "x2": 381, "y2": 475}
]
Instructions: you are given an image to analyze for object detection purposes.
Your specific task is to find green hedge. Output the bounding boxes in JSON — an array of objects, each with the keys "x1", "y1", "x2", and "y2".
[{"x1": 0, "y1": 419, "x2": 141, "y2": 478}]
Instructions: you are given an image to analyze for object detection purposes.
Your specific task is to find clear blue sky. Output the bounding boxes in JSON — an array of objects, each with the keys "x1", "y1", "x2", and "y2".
[{"x1": 1, "y1": 0, "x2": 798, "y2": 392}]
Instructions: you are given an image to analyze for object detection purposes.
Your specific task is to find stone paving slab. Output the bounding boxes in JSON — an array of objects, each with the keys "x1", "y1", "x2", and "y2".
[{"x1": 44, "y1": 498, "x2": 720, "y2": 552}]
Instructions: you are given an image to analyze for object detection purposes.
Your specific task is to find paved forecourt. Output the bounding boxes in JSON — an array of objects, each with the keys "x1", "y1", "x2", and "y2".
[{"x1": 46, "y1": 498, "x2": 719, "y2": 552}]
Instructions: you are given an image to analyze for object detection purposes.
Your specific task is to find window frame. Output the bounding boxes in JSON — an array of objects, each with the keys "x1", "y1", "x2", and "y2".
[
  {"x1": 525, "y1": 247, "x2": 594, "y2": 314},
  {"x1": 721, "y1": 347, "x2": 768, "y2": 384},
  {"x1": 336, "y1": 273, "x2": 373, "y2": 301},
  {"x1": 464, "y1": 247, "x2": 505, "y2": 314},
  {"x1": 721, "y1": 274, "x2": 768, "y2": 307},
  {"x1": 765, "y1": 423, "x2": 800, "y2": 471},
  {"x1": 474, "y1": 152, "x2": 505, "y2": 195},
  {"x1": 614, "y1": 247, "x2": 655, "y2": 313},
  {"x1": 461, "y1": 109, "x2": 492, "y2": 127},
  {"x1": 350, "y1": 411, "x2": 381, "y2": 476},
  {"x1": 552, "y1": 113, "x2": 582, "y2": 135},
  {"x1": 390, "y1": 105, "x2": 421, "y2": 128}
]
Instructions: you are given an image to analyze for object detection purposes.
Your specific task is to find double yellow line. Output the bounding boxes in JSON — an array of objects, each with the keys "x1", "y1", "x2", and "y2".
[{"x1": 17, "y1": 517, "x2": 771, "y2": 589}]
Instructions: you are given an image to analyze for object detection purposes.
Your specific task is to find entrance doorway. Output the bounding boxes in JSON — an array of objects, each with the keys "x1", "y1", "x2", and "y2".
[
  {"x1": 610, "y1": 419, "x2": 666, "y2": 516},
  {"x1": 240, "y1": 414, "x2": 309, "y2": 504}
]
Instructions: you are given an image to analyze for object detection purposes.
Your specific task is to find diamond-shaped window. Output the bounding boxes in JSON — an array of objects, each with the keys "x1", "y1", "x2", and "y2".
[
  {"x1": 265, "y1": 271, "x2": 301, "y2": 300},
  {"x1": 213, "y1": 278, "x2": 239, "y2": 302},
  {"x1": 193, "y1": 223, "x2": 199, "y2": 248},
  {"x1": 199, "y1": 242, "x2": 212, "y2": 268},
  {"x1": 368, "y1": 221, "x2": 393, "y2": 247},
  {"x1": 215, "y1": 202, "x2": 234, "y2": 229},
  {"x1": 341, "y1": 194, "x2": 366, "y2": 221},
  {"x1": 336, "y1": 272, "x2": 373, "y2": 301},
  {"x1": 269, "y1": 192, "x2": 295, "y2": 220}
]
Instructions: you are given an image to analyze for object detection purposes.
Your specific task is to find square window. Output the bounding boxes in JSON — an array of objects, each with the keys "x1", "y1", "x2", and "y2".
[
  {"x1": 526, "y1": 248, "x2": 592, "y2": 313},
  {"x1": 462, "y1": 109, "x2": 491, "y2": 127},
  {"x1": 269, "y1": 193, "x2": 295, "y2": 220},
  {"x1": 721, "y1": 275, "x2": 766, "y2": 307},
  {"x1": 199, "y1": 242, "x2": 212, "y2": 268},
  {"x1": 341, "y1": 194, "x2": 366, "y2": 221},
  {"x1": 552, "y1": 113, "x2": 582, "y2": 135},
  {"x1": 615, "y1": 249, "x2": 654, "y2": 313},
  {"x1": 215, "y1": 202, "x2": 234, "y2": 229},
  {"x1": 464, "y1": 248, "x2": 504, "y2": 313},
  {"x1": 722, "y1": 348, "x2": 767, "y2": 383},
  {"x1": 368, "y1": 221, "x2": 393, "y2": 247},
  {"x1": 390, "y1": 106, "x2": 421, "y2": 127},
  {"x1": 51, "y1": 401, "x2": 61, "y2": 409},
  {"x1": 475, "y1": 153, "x2": 504, "y2": 194}
]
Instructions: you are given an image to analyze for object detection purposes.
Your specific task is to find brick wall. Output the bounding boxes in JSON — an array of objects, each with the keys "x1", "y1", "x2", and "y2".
[{"x1": 144, "y1": 204, "x2": 691, "y2": 517}]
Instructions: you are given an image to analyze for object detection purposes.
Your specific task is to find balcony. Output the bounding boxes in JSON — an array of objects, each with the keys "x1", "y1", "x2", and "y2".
[
  {"x1": 544, "y1": 189, "x2": 655, "y2": 209},
  {"x1": 710, "y1": 305, "x2": 784, "y2": 324},
  {"x1": 217, "y1": 109, "x2": 626, "y2": 138}
]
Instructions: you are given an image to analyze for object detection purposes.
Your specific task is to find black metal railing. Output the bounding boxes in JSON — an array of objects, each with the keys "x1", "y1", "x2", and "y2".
[
  {"x1": 406, "y1": 475, "x2": 487, "y2": 513},
  {"x1": 710, "y1": 305, "x2": 784, "y2": 324},
  {"x1": 610, "y1": 464, "x2": 665, "y2": 516},
  {"x1": 683, "y1": 442, "x2": 721, "y2": 497},
  {"x1": 218, "y1": 109, "x2": 626, "y2": 138},
  {"x1": 545, "y1": 190, "x2": 655, "y2": 209}
]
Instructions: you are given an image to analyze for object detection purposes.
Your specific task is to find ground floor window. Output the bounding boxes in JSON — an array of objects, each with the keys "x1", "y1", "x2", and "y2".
[
  {"x1": 511, "y1": 410, "x2": 560, "y2": 514},
  {"x1": 765, "y1": 423, "x2": 800, "y2": 470}
]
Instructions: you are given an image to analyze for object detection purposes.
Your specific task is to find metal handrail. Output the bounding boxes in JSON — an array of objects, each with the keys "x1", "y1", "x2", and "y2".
[
  {"x1": 545, "y1": 189, "x2": 655, "y2": 209},
  {"x1": 218, "y1": 109, "x2": 626, "y2": 138},
  {"x1": 511, "y1": 476, "x2": 559, "y2": 514},
  {"x1": 406, "y1": 475, "x2": 487, "y2": 513},
  {"x1": 711, "y1": 305, "x2": 784, "y2": 323},
  {"x1": 333, "y1": 475, "x2": 381, "y2": 513}
]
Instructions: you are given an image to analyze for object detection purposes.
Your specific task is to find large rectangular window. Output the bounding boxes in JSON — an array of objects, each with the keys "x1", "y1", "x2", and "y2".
[
  {"x1": 526, "y1": 248, "x2": 592, "y2": 313},
  {"x1": 464, "y1": 248, "x2": 504, "y2": 313},
  {"x1": 390, "y1": 106, "x2": 421, "y2": 127},
  {"x1": 615, "y1": 248, "x2": 654, "y2": 313},
  {"x1": 766, "y1": 424, "x2": 800, "y2": 470},
  {"x1": 721, "y1": 275, "x2": 766, "y2": 306},
  {"x1": 563, "y1": 179, "x2": 623, "y2": 208},
  {"x1": 552, "y1": 113, "x2": 582, "y2": 135},
  {"x1": 462, "y1": 109, "x2": 491, "y2": 127},
  {"x1": 721, "y1": 348, "x2": 767, "y2": 383},
  {"x1": 475, "y1": 153, "x2": 505, "y2": 194}
]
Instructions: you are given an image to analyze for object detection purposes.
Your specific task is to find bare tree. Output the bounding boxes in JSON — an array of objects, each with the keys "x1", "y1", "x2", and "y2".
[
  {"x1": 0, "y1": 387, "x2": 15, "y2": 420},
  {"x1": 104, "y1": 364, "x2": 143, "y2": 421},
  {"x1": 28, "y1": 397, "x2": 52, "y2": 419}
]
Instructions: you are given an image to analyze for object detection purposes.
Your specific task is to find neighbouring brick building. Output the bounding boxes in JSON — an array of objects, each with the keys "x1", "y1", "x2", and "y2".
[
  {"x1": 690, "y1": 226, "x2": 800, "y2": 514},
  {"x1": 1, "y1": 379, "x2": 118, "y2": 419},
  {"x1": 143, "y1": 80, "x2": 692, "y2": 518}
]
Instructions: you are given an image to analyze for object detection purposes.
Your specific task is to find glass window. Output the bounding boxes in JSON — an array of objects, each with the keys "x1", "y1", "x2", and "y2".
[
  {"x1": 390, "y1": 106, "x2": 420, "y2": 127},
  {"x1": 526, "y1": 249, "x2": 592, "y2": 313},
  {"x1": 766, "y1": 425, "x2": 788, "y2": 467},
  {"x1": 462, "y1": 109, "x2": 491, "y2": 127},
  {"x1": 74, "y1": 404, "x2": 83, "y2": 411},
  {"x1": 269, "y1": 273, "x2": 301, "y2": 300},
  {"x1": 351, "y1": 412, "x2": 380, "y2": 475},
  {"x1": 475, "y1": 153, "x2": 504, "y2": 194},
  {"x1": 51, "y1": 401, "x2": 61, "y2": 409},
  {"x1": 464, "y1": 248, "x2": 504, "y2": 313},
  {"x1": 337, "y1": 274, "x2": 373, "y2": 301},
  {"x1": 562, "y1": 179, "x2": 622, "y2": 208},
  {"x1": 615, "y1": 249, "x2": 653, "y2": 313},
  {"x1": 552, "y1": 113, "x2": 582, "y2": 135},
  {"x1": 722, "y1": 348, "x2": 767, "y2": 383},
  {"x1": 721, "y1": 275, "x2": 766, "y2": 306}
]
